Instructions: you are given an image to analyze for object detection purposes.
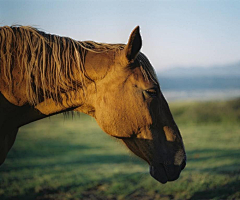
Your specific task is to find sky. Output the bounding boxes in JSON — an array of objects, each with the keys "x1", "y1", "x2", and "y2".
[{"x1": 1, "y1": 0, "x2": 240, "y2": 72}]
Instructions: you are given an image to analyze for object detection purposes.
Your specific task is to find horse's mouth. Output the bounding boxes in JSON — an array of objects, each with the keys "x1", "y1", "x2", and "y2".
[
  {"x1": 120, "y1": 137, "x2": 186, "y2": 183},
  {"x1": 150, "y1": 161, "x2": 186, "y2": 184}
]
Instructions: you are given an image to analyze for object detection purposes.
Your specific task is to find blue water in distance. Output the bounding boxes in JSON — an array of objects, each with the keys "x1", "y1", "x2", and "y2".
[{"x1": 158, "y1": 76, "x2": 240, "y2": 102}]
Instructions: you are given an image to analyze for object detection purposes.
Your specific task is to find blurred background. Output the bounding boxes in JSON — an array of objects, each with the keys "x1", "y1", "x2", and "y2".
[{"x1": 0, "y1": 0, "x2": 240, "y2": 199}]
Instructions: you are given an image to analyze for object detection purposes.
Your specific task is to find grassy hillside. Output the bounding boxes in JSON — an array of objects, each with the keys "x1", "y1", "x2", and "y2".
[
  {"x1": 171, "y1": 98, "x2": 240, "y2": 124},
  {"x1": 0, "y1": 99, "x2": 239, "y2": 200}
]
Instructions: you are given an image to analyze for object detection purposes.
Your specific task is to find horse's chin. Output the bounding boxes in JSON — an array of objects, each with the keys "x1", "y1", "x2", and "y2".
[
  {"x1": 150, "y1": 165, "x2": 168, "y2": 184},
  {"x1": 149, "y1": 163, "x2": 184, "y2": 184}
]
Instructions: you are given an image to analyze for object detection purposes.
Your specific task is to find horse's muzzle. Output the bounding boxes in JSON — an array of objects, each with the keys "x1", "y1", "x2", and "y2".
[{"x1": 150, "y1": 160, "x2": 186, "y2": 184}]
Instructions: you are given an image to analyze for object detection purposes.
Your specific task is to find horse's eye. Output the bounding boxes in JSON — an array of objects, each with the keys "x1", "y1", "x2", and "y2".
[{"x1": 144, "y1": 88, "x2": 158, "y2": 98}]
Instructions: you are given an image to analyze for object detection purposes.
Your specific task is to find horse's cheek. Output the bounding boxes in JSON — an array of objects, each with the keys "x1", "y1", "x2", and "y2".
[
  {"x1": 95, "y1": 113, "x2": 121, "y2": 137},
  {"x1": 95, "y1": 102, "x2": 132, "y2": 138}
]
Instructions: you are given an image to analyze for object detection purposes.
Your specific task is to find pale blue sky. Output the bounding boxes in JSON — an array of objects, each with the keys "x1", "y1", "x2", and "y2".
[{"x1": 1, "y1": 0, "x2": 240, "y2": 71}]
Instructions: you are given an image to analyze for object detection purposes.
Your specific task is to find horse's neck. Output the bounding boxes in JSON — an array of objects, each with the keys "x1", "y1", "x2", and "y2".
[
  {"x1": 33, "y1": 50, "x2": 114, "y2": 117},
  {"x1": 1, "y1": 50, "x2": 113, "y2": 128},
  {"x1": 34, "y1": 91, "x2": 82, "y2": 115},
  {"x1": 0, "y1": 48, "x2": 111, "y2": 165}
]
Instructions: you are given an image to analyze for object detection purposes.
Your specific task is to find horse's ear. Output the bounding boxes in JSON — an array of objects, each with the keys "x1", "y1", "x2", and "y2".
[{"x1": 125, "y1": 26, "x2": 142, "y2": 62}]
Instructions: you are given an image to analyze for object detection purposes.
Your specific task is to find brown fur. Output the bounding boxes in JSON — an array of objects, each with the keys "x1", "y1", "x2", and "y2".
[{"x1": 0, "y1": 26, "x2": 186, "y2": 183}]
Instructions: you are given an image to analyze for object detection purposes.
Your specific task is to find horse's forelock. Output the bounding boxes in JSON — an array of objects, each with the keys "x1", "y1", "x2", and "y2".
[{"x1": 137, "y1": 53, "x2": 158, "y2": 84}]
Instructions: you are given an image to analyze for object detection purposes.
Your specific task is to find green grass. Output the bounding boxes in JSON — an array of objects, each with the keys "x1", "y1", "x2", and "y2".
[{"x1": 0, "y1": 99, "x2": 240, "y2": 200}]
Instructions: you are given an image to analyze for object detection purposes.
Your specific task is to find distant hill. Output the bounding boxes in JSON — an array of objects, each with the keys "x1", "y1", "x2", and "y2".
[
  {"x1": 157, "y1": 62, "x2": 240, "y2": 91},
  {"x1": 158, "y1": 62, "x2": 240, "y2": 78}
]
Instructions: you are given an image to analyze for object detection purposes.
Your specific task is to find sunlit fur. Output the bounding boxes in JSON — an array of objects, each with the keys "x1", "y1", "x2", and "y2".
[{"x1": 0, "y1": 26, "x2": 124, "y2": 105}]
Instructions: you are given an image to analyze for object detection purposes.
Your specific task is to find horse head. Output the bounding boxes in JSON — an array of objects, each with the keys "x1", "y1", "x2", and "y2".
[{"x1": 80, "y1": 27, "x2": 186, "y2": 183}]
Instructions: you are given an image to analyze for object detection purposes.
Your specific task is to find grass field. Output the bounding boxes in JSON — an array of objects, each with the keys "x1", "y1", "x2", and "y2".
[{"x1": 0, "y1": 99, "x2": 240, "y2": 200}]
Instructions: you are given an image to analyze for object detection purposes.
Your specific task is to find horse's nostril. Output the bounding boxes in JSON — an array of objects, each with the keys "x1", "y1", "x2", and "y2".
[{"x1": 181, "y1": 160, "x2": 186, "y2": 170}]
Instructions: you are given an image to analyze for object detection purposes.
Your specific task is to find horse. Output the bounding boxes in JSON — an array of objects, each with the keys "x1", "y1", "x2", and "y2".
[{"x1": 0, "y1": 25, "x2": 186, "y2": 184}]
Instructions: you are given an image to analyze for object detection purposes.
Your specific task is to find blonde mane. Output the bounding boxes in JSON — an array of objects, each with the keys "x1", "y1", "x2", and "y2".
[{"x1": 0, "y1": 26, "x2": 124, "y2": 105}]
